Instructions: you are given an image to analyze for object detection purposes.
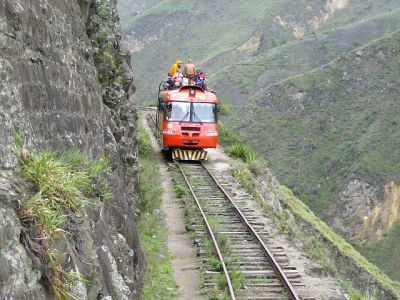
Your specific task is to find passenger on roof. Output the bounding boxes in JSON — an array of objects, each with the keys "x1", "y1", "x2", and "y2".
[
  {"x1": 169, "y1": 59, "x2": 182, "y2": 76},
  {"x1": 184, "y1": 59, "x2": 196, "y2": 84},
  {"x1": 194, "y1": 68, "x2": 206, "y2": 90},
  {"x1": 171, "y1": 71, "x2": 183, "y2": 88}
]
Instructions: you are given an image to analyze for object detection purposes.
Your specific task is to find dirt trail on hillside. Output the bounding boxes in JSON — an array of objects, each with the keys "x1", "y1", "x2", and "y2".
[{"x1": 143, "y1": 113, "x2": 203, "y2": 300}]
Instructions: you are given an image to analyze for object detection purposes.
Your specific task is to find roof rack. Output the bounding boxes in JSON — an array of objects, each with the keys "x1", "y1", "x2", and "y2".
[{"x1": 179, "y1": 85, "x2": 205, "y2": 92}]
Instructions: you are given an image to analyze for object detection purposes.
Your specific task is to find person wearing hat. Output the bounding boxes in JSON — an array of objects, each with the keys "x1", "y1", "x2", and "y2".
[{"x1": 169, "y1": 59, "x2": 182, "y2": 76}]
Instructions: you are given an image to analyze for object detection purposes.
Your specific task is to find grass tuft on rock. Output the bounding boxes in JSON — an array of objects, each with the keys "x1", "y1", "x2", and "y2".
[
  {"x1": 97, "y1": 4, "x2": 110, "y2": 19},
  {"x1": 14, "y1": 131, "x2": 112, "y2": 299},
  {"x1": 227, "y1": 143, "x2": 259, "y2": 163},
  {"x1": 218, "y1": 123, "x2": 244, "y2": 146},
  {"x1": 219, "y1": 123, "x2": 265, "y2": 169}
]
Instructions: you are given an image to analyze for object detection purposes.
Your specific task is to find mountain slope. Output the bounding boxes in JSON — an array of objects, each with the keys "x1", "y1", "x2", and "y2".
[
  {"x1": 209, "y1": 7, "x2": 400, "y2": 106},
  {"x1": 228, "y1": 30, "x2": 400, "y2": 280},
  {"x1": 118, "y1": 0, "x2": 400, "y2": 282},
  {"x1": 119, "y1": 0, "x2": 400, "y2": 102}
]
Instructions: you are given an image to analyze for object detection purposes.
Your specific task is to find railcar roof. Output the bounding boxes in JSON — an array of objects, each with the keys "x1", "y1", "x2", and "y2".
[{"x1": 161, "y1": 85, "x2": 218, "y2": 104}]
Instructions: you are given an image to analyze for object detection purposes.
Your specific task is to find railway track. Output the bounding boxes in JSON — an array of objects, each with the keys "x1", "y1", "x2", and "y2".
[
  {"x1": 142, "y1": 107, "x2": 347, "y2": 299},
  {"x1": 176, "y1": 161, "x2": 303, "y2": 300}
]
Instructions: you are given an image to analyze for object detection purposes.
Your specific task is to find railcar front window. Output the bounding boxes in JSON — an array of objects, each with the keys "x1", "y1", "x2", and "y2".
[
  {"x1": 192, "y1": 103, "x2": 216, "y2": 123},
  {"x1": 165, "y1": 102, "x2": 190, "y2": 122}
]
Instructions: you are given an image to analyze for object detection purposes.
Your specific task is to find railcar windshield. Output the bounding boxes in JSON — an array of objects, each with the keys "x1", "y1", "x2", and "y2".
[
  {"x1": 192, "y1": 103, "x2": 216, "y2": 123},
  {"x1": 165, "y1": 102, "x2": 190, "y2": 122},
  {"x1": 165, "y1": 102, "x2": 217, "y2": 123}
]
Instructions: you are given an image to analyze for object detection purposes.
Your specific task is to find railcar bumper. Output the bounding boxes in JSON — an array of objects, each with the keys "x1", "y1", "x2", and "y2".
[
  {"x1": 163, "y1": 135, "x2": 218, "y2": 149},
  {"x1": 172, "y1": 149, "x2": 208, "y2": 161}
]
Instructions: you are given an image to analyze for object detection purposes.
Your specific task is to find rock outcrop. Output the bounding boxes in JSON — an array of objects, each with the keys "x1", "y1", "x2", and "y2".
[
  {"x1": 0, "y1": 0, "x2": 144, "y2": 298},
  {"x1": 251, "y1": 167, "x2": 400, "y2": 299},
  {"x1": 332, "y1": 180, "x2": 400, "y2": 243}
]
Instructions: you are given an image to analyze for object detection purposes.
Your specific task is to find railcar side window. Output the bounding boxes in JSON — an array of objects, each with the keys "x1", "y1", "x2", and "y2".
[
  {"x1": 192, "y1": 103, "x2": 216, "y2": 123},
  {"x1": 165, "y1": 102, "x2": 190, "y2": 122}
]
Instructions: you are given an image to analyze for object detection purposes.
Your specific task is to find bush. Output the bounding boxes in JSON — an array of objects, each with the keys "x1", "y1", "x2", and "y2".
[
  {"x1": 227, "y1": 143, "x2": 258, "y2": 163},
  {"x1": 233, "y1": 166, "x2": 255, "y2": 192},
  {"x1": 97, "y1": 4, "x2": 110, "y2": 19},
  {"x1": 219, "y1": 103, "x2": 232, "y2": 116},
  {"x1": 174, "y1": 184, "x2": 186, "y2": 197},
  {"x1": 218, "y1": 123, "x2": 244, "y2": 146},
  {"x1": 95, "y1": 27, "x2": 108, "y2": 42},
  {"x1": 138, "y1": 120, "x2": 152, "y2": 158}
]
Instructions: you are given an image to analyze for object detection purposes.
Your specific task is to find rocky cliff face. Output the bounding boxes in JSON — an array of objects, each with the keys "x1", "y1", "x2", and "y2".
[
  {"x1": 332, "y1": 180, "x2": 400, "y2": 244},
  {"x1": 0, "y1": 0, "x2": 144, "y2": 299}
]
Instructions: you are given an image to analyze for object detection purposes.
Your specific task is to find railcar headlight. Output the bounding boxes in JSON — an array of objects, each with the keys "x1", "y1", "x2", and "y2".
[
  {"x1": 205, "y1": 131, "x2": 218, "y2": 136},
  {"x1": 163, "y1": 129, "x2": 176, "y2": 135}
]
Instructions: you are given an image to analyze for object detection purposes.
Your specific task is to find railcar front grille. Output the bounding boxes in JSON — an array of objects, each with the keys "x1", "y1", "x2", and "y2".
[
  {"x1": 183, "y1": 140, "x2": 199, "y2": 145},
  {"x1": 181, "y1": 126, "x2": 201, "y2": 131}
]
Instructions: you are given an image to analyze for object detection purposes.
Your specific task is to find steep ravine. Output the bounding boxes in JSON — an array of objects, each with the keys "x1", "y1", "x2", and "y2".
[
  {"x1": 0, "y1": 0, "x2": 144, "y2": 299},
  {"x1": 229, "y1": 30, "x2": 400, "y2": 281}
]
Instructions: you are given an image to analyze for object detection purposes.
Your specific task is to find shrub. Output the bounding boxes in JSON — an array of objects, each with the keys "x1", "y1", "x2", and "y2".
[
  {"x1": 233, "y1": 166, "x2": 255, "y2": 192},
  {"x1": 219, "y1": 103, "x2": 232, "y2": 116},
  {"x1": 138, "y1": 120, "x2": 152, "y2": 158},
  {"x1": 102, "y1": 40, "x2": 114, "y2": 50},
  {"x1": 227, "y1": 143, "x2": 258, "y2": 163},
  {"x1": 174, "y1": 184, "x2": 186, "y2": 197},
  {"x1": 97, "y1": 4, "x2": 110, "y2": 19},
  {"x1": 218, "y1": 123, "x2": 244, "y2": 146},
  {"x1": 95, "y1": 28, "x2": 108, "y2": 42}
]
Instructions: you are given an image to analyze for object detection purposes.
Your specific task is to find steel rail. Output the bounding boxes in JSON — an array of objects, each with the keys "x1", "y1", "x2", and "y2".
[
  {"x1": 148, "y1": 111, "x2": 156, "y2": 126},
  {"x1": 201, "y1": 162, "x2": 301, "y2": 300},
  {"x1": 176, "y1": 161, "x2": 236, "y2": 300},
  {"x1": 145, "y1": 107, "x2": 157, "y2": 126}
]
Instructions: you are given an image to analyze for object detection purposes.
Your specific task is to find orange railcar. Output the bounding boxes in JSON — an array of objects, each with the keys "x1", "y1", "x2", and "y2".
[{"x1": 156, "y1": 85, "x2": 219, "y2": 160}]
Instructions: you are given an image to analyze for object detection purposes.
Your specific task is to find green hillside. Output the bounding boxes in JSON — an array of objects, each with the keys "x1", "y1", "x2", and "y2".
[
  {"x1": 231, "y1": 30, "x2": 400, "y2": 212},
  {"x1": 228, "y1": 31, "x2": 400, "y2": 280},
  {"x1": 117, "y1": 0, "x2": 161, "y2": 23},
  {"x1": 119, "y1": 0, "x2": 400, "y2": 282},
  {"x1": 119, "y1": 0, "x2": 399, "y2": 102},
  {"x1": 210, "y1": 7, "x2": 400, "y2": 106},
  {"x1": 362, "y1": 222, "x2": 400, "y2": 282},
  {"x1": 120, "y1": 0, "x2": 287, "y2": 101}
]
